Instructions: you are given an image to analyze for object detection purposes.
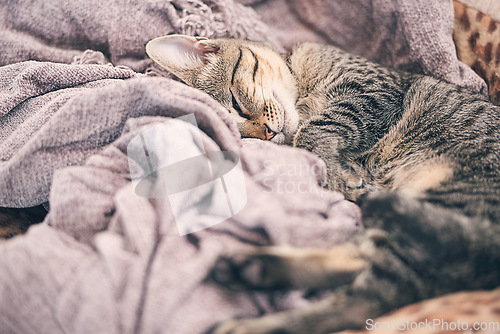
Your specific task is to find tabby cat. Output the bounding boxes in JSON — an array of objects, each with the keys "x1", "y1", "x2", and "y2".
[{"x1": 146, "y1": 35, "x2": 500, "y2": 334}]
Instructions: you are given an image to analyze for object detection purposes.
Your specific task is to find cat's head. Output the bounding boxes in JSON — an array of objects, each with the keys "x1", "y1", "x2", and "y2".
[{"x1": 146, "y1": 35, "x2": 299, "y2": 144}]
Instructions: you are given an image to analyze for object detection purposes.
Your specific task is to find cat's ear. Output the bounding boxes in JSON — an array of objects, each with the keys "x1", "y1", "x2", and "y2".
[{"x1": 145, "y1": 35, "x2": 220, "y2": 84}]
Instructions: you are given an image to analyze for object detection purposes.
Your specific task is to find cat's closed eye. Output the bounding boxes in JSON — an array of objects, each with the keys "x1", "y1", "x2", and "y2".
[{"x1": 230, "y1": 90, "x2": 250, "y2": 120}]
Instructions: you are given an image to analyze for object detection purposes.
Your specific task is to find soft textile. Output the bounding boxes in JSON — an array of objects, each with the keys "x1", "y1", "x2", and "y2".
[{"x1": 0, "y1": 53, "x2": 362, "y2": 334}]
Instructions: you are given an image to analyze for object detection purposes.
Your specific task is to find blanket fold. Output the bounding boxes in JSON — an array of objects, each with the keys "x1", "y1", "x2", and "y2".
[{"x1": 0, "y1": 0, "x2": 271, "y2": 71}]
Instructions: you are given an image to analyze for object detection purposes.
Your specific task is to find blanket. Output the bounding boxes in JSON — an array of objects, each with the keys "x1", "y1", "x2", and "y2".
[{"x1": 0, "y1": 0, "x2": 488, "y2": 333}]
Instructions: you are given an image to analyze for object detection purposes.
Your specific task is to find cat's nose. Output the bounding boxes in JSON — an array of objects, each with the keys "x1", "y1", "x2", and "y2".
[{"x1": 264, "y1": 124, "x2": 277, "y2": 140}]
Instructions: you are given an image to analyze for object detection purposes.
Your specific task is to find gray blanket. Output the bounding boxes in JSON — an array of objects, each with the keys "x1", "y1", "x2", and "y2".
[{"x1": 0, "y1": 0, "x2": 486, "y2": 333}]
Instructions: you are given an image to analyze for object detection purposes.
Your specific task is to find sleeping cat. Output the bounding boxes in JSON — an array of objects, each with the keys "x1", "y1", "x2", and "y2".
[{"x1": 146, "y1": 35, "x2": 500, "y2": 334}]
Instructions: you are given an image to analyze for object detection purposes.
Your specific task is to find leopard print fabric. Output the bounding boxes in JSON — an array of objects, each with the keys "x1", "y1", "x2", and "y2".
[
  {"x1": 454, "y1": 0, "x2": 500, "y2": 104},
  {"x1": 341, "y1": 288, "x2": 500, "y2": 334}
]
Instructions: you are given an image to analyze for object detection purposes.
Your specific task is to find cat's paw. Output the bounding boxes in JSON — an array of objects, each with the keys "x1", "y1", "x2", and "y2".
[
  {"x1": 211, "y1": 250, "x2": 293, "y2": 290},
  {"x1": 212, "y1": 245, "x2": 367, "y2": 290}
]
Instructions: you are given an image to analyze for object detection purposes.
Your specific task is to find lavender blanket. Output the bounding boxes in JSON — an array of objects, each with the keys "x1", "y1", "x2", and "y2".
[{"x1": 0, "y1": 0, "x2": 486, "y2": 333}]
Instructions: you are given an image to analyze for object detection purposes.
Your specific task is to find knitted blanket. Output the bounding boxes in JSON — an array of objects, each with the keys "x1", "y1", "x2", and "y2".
[{"x1": 0, "y1": 1, "x2": 486, "y2": 333}]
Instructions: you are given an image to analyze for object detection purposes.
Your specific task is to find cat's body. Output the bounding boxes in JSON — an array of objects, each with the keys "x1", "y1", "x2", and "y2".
[
  {"x1": 146, "y1": 35, "x2": 500, "y2": 334},
  {"x1": 290, "y1": 42, "x2": 500, "y2": 218}
]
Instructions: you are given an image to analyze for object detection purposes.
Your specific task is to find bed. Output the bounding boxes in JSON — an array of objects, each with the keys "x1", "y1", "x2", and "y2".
[{"x1": 0, "y1": 0, "x2": 498, "y2": 333}]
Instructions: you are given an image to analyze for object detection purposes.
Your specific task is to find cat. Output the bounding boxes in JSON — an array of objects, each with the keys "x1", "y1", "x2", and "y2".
[{"x1": 146, "y1": 35, "x2": 500, "y2": 334}]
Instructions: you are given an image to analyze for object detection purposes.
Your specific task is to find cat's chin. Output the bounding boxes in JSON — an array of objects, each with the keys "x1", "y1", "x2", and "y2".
[
  {"x1": 272, "y1": 132, "x2": 298, "y2": 146},
  {"x1": 270, "y1": 132, "x2": 286, "y2": 144}
]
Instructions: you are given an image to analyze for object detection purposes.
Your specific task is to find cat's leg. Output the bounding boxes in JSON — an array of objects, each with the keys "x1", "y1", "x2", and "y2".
[
  {"x1": 214, "y1": 192, "x2": 500, "y2": 294},
  {"x1": 210, "y1": 288, "x2": 381, "y2": 334},
  {"x1": 211, "y1": 192, "x2": 500, "y2": 333},
  {"x1": 212, "y1": 231, "x2": 376, "y2": 291},
  {"x1": 293, "y1": 114, "x2": 376, "y2": 201},
  {"x1": 210, "y1": 225, "x2": 416, "y2": 334}
]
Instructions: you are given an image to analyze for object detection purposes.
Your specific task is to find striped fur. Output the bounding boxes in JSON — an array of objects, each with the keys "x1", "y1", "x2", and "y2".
[
  {"x1": 147, "y1": 36, "x2": 500, "y2": 334},
  {"x1": 290, "y1": 42, "x2": 500, "y2": 222}
]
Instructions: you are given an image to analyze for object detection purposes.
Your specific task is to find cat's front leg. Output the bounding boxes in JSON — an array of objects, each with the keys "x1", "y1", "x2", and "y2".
[
  {"x1": 210, "y1": 288, "x2": 382, "y2": 334},
  {"x1": 209, "y1": 229, "x2": 402, "y2": 334},
  {"x1": 210, "y1": 192, "x2": 493, "y2": 334},
  {"x1": 293, "y1": 114, "x2": 372, "y2": 201},
  {"x1": 211, "y1": 233, "x2": 381, "y2": 290}
]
